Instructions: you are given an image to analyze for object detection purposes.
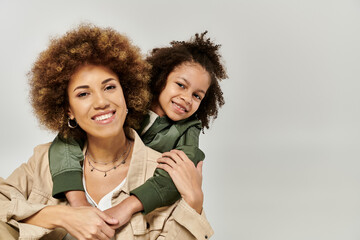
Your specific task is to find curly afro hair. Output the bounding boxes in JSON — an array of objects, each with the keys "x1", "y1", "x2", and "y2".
[
  {"x1": 146, "y1": 31, "x2": 227, "y2": 129},
  {"x1": 29, "y1": 24, "x2": 151, "y2": 140}
]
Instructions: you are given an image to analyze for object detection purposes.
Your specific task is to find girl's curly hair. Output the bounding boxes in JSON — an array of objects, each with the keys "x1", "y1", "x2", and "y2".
[
  {"x1": 29, "y1": 24, "x2": 151, "y2": 139},
  {"x1": 146, "y1": 31, "x2": 227, "y2": 129}
]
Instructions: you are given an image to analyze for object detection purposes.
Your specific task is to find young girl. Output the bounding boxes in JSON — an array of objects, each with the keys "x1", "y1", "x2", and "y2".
[{"x1": 49, "y1": 31, "x2": 227, "y2": 224}]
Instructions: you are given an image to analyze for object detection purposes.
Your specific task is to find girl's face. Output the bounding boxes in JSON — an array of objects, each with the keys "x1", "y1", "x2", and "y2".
[
  {"x1": 152, "y1": 62, "x2": 211, "y2": 121},
  {"x1": 67, "y1": 64, "x2": 127, "y2": 139}
]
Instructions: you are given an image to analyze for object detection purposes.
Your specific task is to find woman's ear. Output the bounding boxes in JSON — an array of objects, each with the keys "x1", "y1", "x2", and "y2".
[{"x1": 68, "y1": 108, "x2": 75, "y2": 120}]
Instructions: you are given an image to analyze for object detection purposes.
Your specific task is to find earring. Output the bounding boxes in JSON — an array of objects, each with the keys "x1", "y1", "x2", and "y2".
[
  {"x1": 126, "y1": 109, "x2": 128, "y2": 114},
  {"x1": 68, "y1": 118, "x2": 78, "y2": 128}
]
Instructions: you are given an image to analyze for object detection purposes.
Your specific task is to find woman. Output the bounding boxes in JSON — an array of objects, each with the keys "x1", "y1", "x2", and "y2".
[{"x1": 0, "y1": 24, "x2": 213, "y2": 240}]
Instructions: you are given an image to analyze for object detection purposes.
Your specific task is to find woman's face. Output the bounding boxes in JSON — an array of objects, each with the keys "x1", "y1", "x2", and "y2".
[
  {"x1": 67, "y1": 64, "x2": 127, "y2": 139},
  {"x1": 153, "y1": 62, "x2": 211, "y2": 121}
]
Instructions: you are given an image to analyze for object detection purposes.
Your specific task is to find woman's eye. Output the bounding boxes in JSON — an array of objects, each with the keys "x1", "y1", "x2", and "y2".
[
  {"x1": 105, "y1": 85, "x2": 116, "y2": 91},
  {"x1": 77, "y1": 92, "x2": 89, "y2": 98},
  {"x1": 176, "y1": 83, "x2": 185, "y2": 88}
]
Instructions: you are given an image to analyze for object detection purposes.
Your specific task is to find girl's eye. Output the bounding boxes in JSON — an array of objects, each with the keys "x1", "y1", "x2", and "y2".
[
  {"x1": 193, "y1": 94, "x2": 202, "y2": 100},
  {"x1": 176, "y1": 82, "x2": 185, "y2": 88},
  {"x1": 105, "y1": 85, "x2": 116, "y2": 91}
]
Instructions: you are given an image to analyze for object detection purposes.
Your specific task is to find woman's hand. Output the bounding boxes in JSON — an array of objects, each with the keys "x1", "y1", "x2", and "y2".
[
  {"x1": 24, "y1": 205, "x2": 118, "y2": 240},
  {"x1": 157, "y1": 149, "x2": 204, "y2": 214},
  {"x1": 61, "y1": 206, "x2": 118, "y2": 240}
]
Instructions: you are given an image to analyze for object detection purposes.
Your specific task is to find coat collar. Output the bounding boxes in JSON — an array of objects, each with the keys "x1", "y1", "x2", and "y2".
[{"x1": 122, "y1": 129, "x2": 148, "y2": 194}]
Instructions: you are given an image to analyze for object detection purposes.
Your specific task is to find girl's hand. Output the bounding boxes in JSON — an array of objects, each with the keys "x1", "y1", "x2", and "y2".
[
  {"x1": 157, "y1": 149, "x2": 204, "y2": 214},
  {"x1": 65, "y1": 190, "x2": 92, "y2": 207},
  {"x1": 104, "y1": 195, "x2": 144, "y2": 229}
]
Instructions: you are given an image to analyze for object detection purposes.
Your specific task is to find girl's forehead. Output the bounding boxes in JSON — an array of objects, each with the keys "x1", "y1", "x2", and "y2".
[
  {"x1": 170, "y1": 63, "x2": 211, "y2": 90},
  {"x1": 172, "y1": 62, "x2": 209, "y2": 76}
]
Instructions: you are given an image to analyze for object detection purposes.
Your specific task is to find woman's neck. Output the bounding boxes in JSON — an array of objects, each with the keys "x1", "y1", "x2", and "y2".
[{"x1": 86, "y1": 131, "x2": 129, "y2": 164}]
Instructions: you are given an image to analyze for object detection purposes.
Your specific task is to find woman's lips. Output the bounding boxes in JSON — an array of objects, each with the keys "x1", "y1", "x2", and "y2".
[{"x1": 92, "y1": 111, "x2": 116, "y2": 124}]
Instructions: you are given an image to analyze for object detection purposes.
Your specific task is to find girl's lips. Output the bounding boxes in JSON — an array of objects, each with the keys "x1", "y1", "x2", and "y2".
[{"x1": 172, "y1": 101, "x2": 188, "y2": 113}]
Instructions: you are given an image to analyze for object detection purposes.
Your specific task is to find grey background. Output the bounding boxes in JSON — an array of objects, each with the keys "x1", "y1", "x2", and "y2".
[{"x1": 1, "y1": 0, "x2": 359, "y2": 239}]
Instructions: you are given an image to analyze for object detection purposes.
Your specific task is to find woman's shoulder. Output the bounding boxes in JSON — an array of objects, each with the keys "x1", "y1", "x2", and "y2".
[
  {"x1": 34, "y1": 142, "x2": 52, "y2": 149},
  {"x1": 26, "y1": 142, "x2": 52, "y2": 168},
  {"x1": 145, "y1": 146, "x2": 162, "y2": 163},
  {"x1": 131, "y1": 128, "x2": 162, "y2": 161},
  {"x1": 32, "y1": 142, "x2": 52, "y2": 155}
]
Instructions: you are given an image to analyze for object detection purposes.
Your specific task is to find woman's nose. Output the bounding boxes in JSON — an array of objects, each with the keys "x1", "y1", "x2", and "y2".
[{"x1": 93, "y1": 92, "x2": 110, "y2": 109}]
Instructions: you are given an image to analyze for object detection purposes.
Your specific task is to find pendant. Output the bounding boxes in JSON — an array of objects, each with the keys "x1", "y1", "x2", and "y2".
[{"x1": 104, "y1": 172, "x2": 107, "y2": 177}]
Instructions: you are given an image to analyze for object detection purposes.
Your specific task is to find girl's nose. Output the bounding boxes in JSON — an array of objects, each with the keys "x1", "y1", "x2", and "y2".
[{"x1": 181, "y1": 92, "x2": 192, "y2": 105}]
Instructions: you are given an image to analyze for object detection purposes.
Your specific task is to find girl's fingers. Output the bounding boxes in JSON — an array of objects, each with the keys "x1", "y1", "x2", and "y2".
[
  {"x1": 95, "y1": 208, "x2": 118, "y2": 225},
  {"x1": 100, "y1": 225, "x2": 115, "y2": 239},
  {"x1": 157, "y1": 163, "x2": 173, "y2": 174},
  {"x1": 157, "y1": 157, "x2": 177, "y2": 169},
  {"x1": 98, "y1": 229, "x2": 111, "y2": 240},
  {"x1": 171, "y1": 150, "x2": 189, "y2": 162},
  {"x1": 169, "y1": 150, "x2": 194, "y2": 166},
  {"x1": 161, "y1": 151, "x2": 182, "y2": 163},
  {"x1": 94, "y1": 209, "x2": 117, "y2": 238},
  {"x1": 197, "y1": 161, "x2": 203, "y2": 177}
]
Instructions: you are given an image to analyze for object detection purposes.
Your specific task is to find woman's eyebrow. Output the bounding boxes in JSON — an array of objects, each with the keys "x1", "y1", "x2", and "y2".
[
  {"x1": 102, "y1": 78, "x2": 116, "y2": 84},
  {"x1": 73, "y1": 78, "x2": 116, "y2": 92},
  {"x1": 73, "y1": 85, "x2": 89, "y2": 92}
]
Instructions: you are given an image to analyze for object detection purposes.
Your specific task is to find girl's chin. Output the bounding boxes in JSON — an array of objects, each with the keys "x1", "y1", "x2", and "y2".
[{"x1": 167, "y1": 112, "x2": 188, "y2": 122}]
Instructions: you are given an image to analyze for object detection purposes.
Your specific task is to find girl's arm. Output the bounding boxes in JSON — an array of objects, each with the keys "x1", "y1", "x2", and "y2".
[
  {"x1": 49, "y1": 134, "x2": 85, "y2": 200},
  {"x1": 156, "y1": 149, "x2": 204, "y2": 213},
  {"x1": 155, "y1": 149, "x2": 213, "y2": 239},
  {"x1": 131, "y1": 123, "x2": 204, "y2": 214},
  {"x1": 103, "y1": 124, "x2": 204, "y2": 227},
  {"x1": 104, "y1": 149, "x2": 213, "y2": 239}
]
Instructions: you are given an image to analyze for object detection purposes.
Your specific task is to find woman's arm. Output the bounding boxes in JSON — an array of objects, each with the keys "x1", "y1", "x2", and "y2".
[
  {"x1": 0, "y1": 144, "x2": 118, "y2": 240},
  {"x1": 24, "y1": 205, "x2": 117, "y2": 240}
]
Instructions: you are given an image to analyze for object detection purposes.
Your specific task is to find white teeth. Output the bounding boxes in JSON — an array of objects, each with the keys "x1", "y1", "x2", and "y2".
[
  {"x1": 173, "y1": 102, "x2": 186, "y2": 112},
  {"x1": 94, "y1": 113, "x2": 113, "y2": 121}
]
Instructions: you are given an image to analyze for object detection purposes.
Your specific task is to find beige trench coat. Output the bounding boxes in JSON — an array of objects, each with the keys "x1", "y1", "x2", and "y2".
[{"x1": 0, "y1": 130, "x2": 213, "y2": 240}]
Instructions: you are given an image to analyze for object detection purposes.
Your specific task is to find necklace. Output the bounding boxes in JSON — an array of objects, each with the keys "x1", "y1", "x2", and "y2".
[
  {"x1": 86, "y1": 141, "x2": 130, "y2": 165},
  {"x1": 86, "y1": 140, "x2": 132, "y2": 177}
]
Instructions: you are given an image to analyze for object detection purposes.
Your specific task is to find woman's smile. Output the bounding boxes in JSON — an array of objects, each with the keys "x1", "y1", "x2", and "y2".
[{"x1": 92, "y1": 110, "x2": 116, "y2": 124}]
